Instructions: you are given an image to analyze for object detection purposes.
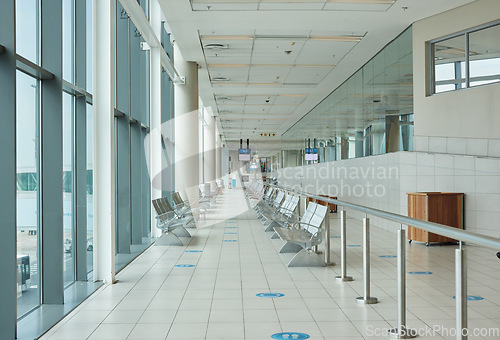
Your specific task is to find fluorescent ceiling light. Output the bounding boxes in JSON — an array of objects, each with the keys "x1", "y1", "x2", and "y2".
[
  {"x1": 202, "y1": 35, "x2": 253, "y2": 40},
  {"x1": 328, "y1": 0, "x2": 394, "y2": 4},
  {"x1": 309, "y1": 35, "x2": 363, "y2": 42},
  {"x1": 201, "y1": 34, "x2": 363, "y2": 42},
  {"x1": 208, "y1": 63, "x2": 335, "y2": 68}
]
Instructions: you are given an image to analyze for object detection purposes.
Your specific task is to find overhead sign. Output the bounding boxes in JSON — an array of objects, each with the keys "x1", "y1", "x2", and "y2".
[
  {"x1": 305, "y1": 148, "x2": 318, "y2": 153},
  {"x1": 238, "y1": 148, "x2": 251, "y2": 154}
]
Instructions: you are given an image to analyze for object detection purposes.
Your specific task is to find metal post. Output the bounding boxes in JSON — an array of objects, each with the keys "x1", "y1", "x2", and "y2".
[
  {"x1": 456, "y1": 243, "x2": 467, "y2": 340},
  {"x1": 389, "y1": 227, "x2": 416, "y2": 338},
  {"x1": 324, "y1": 210, "x2": 333, "y2": 265},
  {"x1": 336, "y1": 208, "x2": 353, "y2": 281},
  {"x1": 356, "y1": 216, "x2": 378, "y2": 304}
]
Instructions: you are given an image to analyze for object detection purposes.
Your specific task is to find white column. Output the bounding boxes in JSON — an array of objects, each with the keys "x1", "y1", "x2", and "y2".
[
  {"x1": 93, "y1": 0, "x2": 116, "y2": 283},
  {"x1": 204, "y1": 114, "x2": 216, "y2": 188},
  {"x1": 174, "y1": 44, "x2": 199, "y2": 205},
  {"x1": 149, "y1": 0, "x2": 162, "y2": 238},
  {"x1": 215, "y1": 130, "x2": 221, "y2": 182}
]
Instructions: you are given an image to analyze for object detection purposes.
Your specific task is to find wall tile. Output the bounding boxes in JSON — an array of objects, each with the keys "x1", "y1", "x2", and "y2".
[
  {"x1": 446, "y1": 137, "x2": 466, "y2": 155},
  {"x1": 453, "y1": 156, "x2": 475, "y2": 175},
  {"x1": 414, "y1": 136, "x2": 429, "y2": 153},
  {"x1": 466, "y1": 138, "x2": 488, "y2": 157},
  {"x1": 434, "y1": 154, "x2": 454, "y2": 176},
  {"x1": 487, "y1": 139, "x2": 500, "y2": 158},
  {"x1": 428, "y1": 137, "x2": 447, "y2": 153}
]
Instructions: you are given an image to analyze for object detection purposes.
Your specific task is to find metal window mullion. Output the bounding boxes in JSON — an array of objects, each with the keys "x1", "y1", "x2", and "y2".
[
  {"x1": 0, "y1": 0, "x2": 17, "y2": 338},
  {"x1": 40, "y1": 0, "x2": 64, "y2": 304},
  {"x1": 465, "y1": 33, "x2": 470, "y2": 88}
]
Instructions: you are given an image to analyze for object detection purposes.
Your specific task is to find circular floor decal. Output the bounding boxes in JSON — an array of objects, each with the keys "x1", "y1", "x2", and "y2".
[
  {"x1": 409, "y1": 271, "x2": 433, "y2": 275},
  {"x1": 379, "y1": 255, "x2": 397, "y2": 258},
  {"x1": 223, "y1": 240, "x2": 238, "y2": 242},
  {"x1": 256, "y1": 292, "x2": 285, "y2": 298},
  {"x1": 225, "y1": 227, "x2": 237, "y2": 229},
  {"x1": 174, "y1": 264, "x2": 195, "y2": 268},
  {"x1": 185, "y1": 250, "x2": 203, "y2": 253},
  {"x1": 453, "y1": 295, "x2": 484, "y2": 301},
  {"x1": 347, "y1": 245, "x2": 361, "y2": 247},
  {"x1": 330, "y1": 236, "x2": 340, "y2": 238},
  {"x1": 224, "y1": 232, "x2": 237, "y2": 234},
  {"x1": 271, "y1": 332, "x2": 310, "y2": 339}
]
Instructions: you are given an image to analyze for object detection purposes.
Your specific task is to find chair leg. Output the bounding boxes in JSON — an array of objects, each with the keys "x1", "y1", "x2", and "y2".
[
  {"x1": 279, "y1": 241, "x2": 303, "y2": 253},
  {"x1": 172, "y1": 226, "x2": 191, "y2": 238},
  {"x1": 288, "y1": 249, "x2": 326, "y2": 267},
  {"x1": 155, "y1": 232, "x2": 183, "y2": 246}
]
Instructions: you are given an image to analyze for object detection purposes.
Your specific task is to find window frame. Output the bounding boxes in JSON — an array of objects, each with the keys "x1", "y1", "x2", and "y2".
[{"x1": 429, "y1": 19, "x2": 500, "y2": 95}]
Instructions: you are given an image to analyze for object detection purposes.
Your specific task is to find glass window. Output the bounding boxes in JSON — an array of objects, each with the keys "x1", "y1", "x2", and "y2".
[
  {"x1": 16, "y1": 71, "x2": 40, "y2": 317},
  {"x1": 63, "y1": 0, "x2": 75, "y2": 83},
  {"x1": 62, "y1": 93, "x2": 75, "y2": 287},
  {"x1": 469, "y1": 24, "x2": 500, "y2": 87},
  {"x1": 86, "y1": 0, "x2": 93, "y2": 93},
  {"x1": 15, "y1": 0, "x2": 40, "y2": 64},
  {"x1": 431, "y1": 22, "x2": 500, "y2": 94},
  {"x1": 86, "y1": 104, "x2": 93, "y2": 278},
  {"x1": 433, "y1": 34, "x2": 466, "y2": 93}
]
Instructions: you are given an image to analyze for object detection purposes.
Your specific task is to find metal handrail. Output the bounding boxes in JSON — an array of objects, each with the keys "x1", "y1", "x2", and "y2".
[{"x1": 268, "y1": 183, "x2": 500, "y2": 250}]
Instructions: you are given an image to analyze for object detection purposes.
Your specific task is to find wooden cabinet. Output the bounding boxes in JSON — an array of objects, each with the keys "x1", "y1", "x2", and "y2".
[{"x1": 407, "y1": 192, "x2": 464, "y2": 245}]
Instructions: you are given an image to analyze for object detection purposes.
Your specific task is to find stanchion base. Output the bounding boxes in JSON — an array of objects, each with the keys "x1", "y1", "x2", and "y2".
[
  {"x1": 326, "y1": 262, "x2": 336, "y2": 267},
  {"x1": 335, "y1": 275, "x2": 353, "y2": 282},
  {"x1": 356, "y1": 296, "x2": 378, "y2": 304},
  {"x1": 388, "y1": 328, "x2": 417, "y2": 339}
]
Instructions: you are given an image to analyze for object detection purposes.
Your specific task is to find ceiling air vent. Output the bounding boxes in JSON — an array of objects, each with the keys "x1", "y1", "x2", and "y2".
[
  {"x1": 204, "y1": 43, "x2": 229, "y2": 49},
  {"x1": 212, "y1": 77, "x2": 229, "y2": 82}
]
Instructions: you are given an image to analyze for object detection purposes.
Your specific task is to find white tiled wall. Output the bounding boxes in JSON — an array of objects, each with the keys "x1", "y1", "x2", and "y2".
[
  {"x1": 278, "y1": 151, "x2": 500, "y2": 239},
  {"x1": 414, "y1": 136, "x2": 499, "y2": 158}
]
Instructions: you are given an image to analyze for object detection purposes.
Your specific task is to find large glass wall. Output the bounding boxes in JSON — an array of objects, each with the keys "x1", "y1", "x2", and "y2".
[
  {"x1": 1, "y1": 0, "x2": 165, "y2": 337},
  {"x1": 16, "y1": 71, "x2": 40, "y2": 317},
  {"x1": 62, "y1": 92, "x2": 75, "y2": 287},
  {"x1": 283, "y1": 27, "x2": 413, "y2": 163}
]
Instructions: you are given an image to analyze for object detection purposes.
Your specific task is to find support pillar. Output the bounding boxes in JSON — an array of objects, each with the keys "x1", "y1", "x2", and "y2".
[
  {"x1": 204, "y1": 114, "x2": 216, "y2": 188},
  {"x1": 93, "y1": 0, "x2": 116, "y2": 283},
  {"x1": 0, "y1": 0, "x2": 17, "y2": 337},
  {"x1": 174, "y1": 44, "x2": 199, "y2": 207},
  {"x1": 149, "y1": 0, "x2": 162, "y2": 238},
  {"x1": 215, "y1": 132, "x2": 222, "y2": 182}
]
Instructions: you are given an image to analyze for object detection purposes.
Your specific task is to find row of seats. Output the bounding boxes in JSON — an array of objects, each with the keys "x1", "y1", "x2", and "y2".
[
  {"x1": 245, "y1": 181, "x2": 328, "y2": 267},
  {"x1": 152, "y1": 184, "x2": 223, "y2": 246}
]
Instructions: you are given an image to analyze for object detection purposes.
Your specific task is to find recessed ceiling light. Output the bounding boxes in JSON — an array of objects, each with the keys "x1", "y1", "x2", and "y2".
[{"x1": 216, "y1": 96, "x2": 231, "y2": 101}]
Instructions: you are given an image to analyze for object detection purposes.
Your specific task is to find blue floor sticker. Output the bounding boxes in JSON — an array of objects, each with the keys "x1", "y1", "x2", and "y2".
[
  {"x1": 347, "y1": 245, "x2": 361, "y2": 247},
  {"x1": 185, "y1": 250, "x2": 203, "y2": 253},
  {"x1": 224, "y1": 240, "x2": 238, "y2": 242},
  {"x1": 227, "y1": 221, "x2": 237, "y2": 223},
  {"x1": 271, "y1": 332, "x2": 310, "y2": 339},
  {"x1": 453, "y1": 295, "x2": 484, "y2": 301},
  {"x1": 256, "y1": 292, "x2": 285, "y2": 298},
  {"x1": 379, "y1": 255, "x2": 397, "y2": 258},
  {"x1": 225, "y1": 226, "x2": 237, "y2": 229},
  {"x1": 224, "y1": 232, "x2": 237, "y2": 234},
  {"x1": 174, "y1": 264, "x2": 195, "y2": 268},
  {"x1": 330, "y1": 236, "x2": 340, "y2": 238},
  {"x1": 409, "y1": 271, "x2": 432, "y2": 275}
]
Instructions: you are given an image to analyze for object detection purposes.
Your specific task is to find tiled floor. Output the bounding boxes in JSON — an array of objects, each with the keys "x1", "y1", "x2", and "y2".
[{"x1": 40, "y1": 187, "x2": 500, "y2": 339}]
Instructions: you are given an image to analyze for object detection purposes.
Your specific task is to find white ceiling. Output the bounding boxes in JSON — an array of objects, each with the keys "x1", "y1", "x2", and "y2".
[{"x1": 159, "y1": 0, "x2": 476, "y2": 151}]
